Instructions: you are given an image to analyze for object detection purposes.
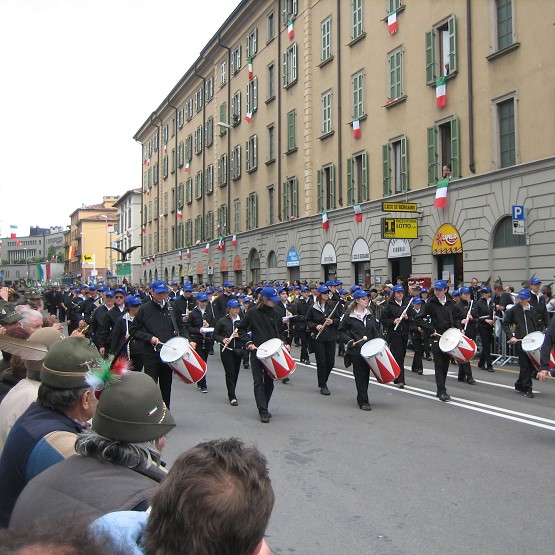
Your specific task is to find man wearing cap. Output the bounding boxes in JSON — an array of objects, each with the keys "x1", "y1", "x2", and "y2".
[
  {"x1": 131, "y1": 280, "x2": 190, "y2": 407},
  {"x1": 502, "y1": 289, "x2": 541, "y2": 398},
  {"x1": 0, "y1": 336, "x2": 99, "y2": 527},
  {"x1": 422, "y1": 280, "x2": 456, "y2": 402},
  {"x1": 453, "y1": 287, "x2": 477, "y2": 384},
  {"x1": 295, "y1": 286, "x2": 312, "y2": 364},
  {"x1": 172, "y1": 282, "x2": 197, "y2": 322},
  {"x1": 0, "y1": 303, "x2": 23, "y2": 340},
  {"x1": 65, "y1": 286, "x2": 86, "y2": 335},
  {"x1": 169, "y1": 281, "x2": 181, "y2": 299},
  {"x1": 96, "y1": 289, "x2": 127, "y2": 356},
  {"x1": 214, "y1": 282, "x2": 236, "y2": 322},
  {"x1": 408, "y1": 296, "x2": 425, "y2": 375},
  {"x1": 473, "y1": 286, "x2": 495, "y2": 371},
  {"x1": 528, "y1": 277, "x2": 548, "y2": 330},
  {"x1": 237, "y1": 287, "x2": 289, "y2": 423}
]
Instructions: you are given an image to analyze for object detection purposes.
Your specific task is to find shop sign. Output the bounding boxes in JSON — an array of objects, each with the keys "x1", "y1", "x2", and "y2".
[
  {"x1": 207, "y1": 261, "x2": 214, "y2": 275},
  {"x1": 320, "y1": 243, "x2": 337, "y2": 265},
  {"x1": 381, "y1": 218, "x2": 418, "y2": 239},
  {"x1": 351, "y1": 238, "x2": 370, "y2": 262},
  {"x1": 382, "y1": 201, "x2": 418, "y2": 212},
  {"x1": 286, "y1": 247, "x2": 300, "y2": 267},
  {"x1": 432, "y1": 224, "x2": 462, "y2": 255},
  {"x1": 387, "y1": 239, "x2": 411, "y2": 259}
]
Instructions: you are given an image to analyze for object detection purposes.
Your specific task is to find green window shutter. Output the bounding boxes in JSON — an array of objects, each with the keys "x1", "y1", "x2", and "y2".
[
  {"x1": 330, "y1": 165, "x2": 335, "y2": 209},
  {"x1": 450, "y1": 117, "x2": 460, "y2": 178},
  {"x1": 425, "y1": 30, "x2": 436, "y2": 85},
  {"x1": 246, "y1": 196, "x2": 251, "y2": 229},
  {"x1": 361, "y1": 151, "x2": 368, "y2": 202},
  {"x1": 253, "y1": 193, "x2": 258, "y2": 227},
  {"x1": 282, "y1": 181, "x2": 289, "y2": 219},
  {"x1": 253, "y1": 77, "x2": 258, "y2": 110},
  {"x1": 287, "y1": 111, "x2": 296, "y2": 150},
  {"x1": 282, "y1": 3, "x2": 287, "y2": 26},
  {"x1": 292, "y1": 178, "x2": 298, "y2": 218},
  {"x1": 346, "y1": 157, "x2": 354, "y2": 205},
  {"x1": 283, "y1": 50, "x2": 288, "y2": 87},
  {"x1": 246, "y1": 82, "x2": 250, "y2": 112},
  {"x1": 317, "y1": 170, "x2": 323, "y2": 213},
  {"x1": 427, "y1": 125, "x2": 438, "y2": 185},
  {"x1": 448, "y1": 16, "x2": 457, "y2": 74},
  {"x1": 382, "y1": 144, "x2": 391, "y2": 196},
  {"x1": 245, "y1": 140, "x2": 250, "y2": 171},
  {"x1": 400, "y1": 137, "x2": 409, "y2": 192}
]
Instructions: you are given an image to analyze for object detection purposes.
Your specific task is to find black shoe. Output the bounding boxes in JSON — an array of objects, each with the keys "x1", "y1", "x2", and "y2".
[
  {"x1": 487, "y1": 367, "x2": 494, "y2": 372},
  {"x1": 457, "y1": 378, "x2": 465, "y2": 382},
  {"x1": 260, "y1": 410, "x2": 270, "y2": 423},
  {"x1": 243, "y1": 362, "x2": 250, "y2": 369},
  {"x1": 466, "y1": 377, "x2": 476, "y2": 385},
  {"x1": 438, "y1": 391, "x2": 451, "y2": 402},
  {"x1": 201, "y1": 386, "x2": 208, "y2": 393},
  {"x1": 359, "y1": 403, "x2": 372, "y2": 411},
  {"x1": 515, "y1": 383, "x2": 525, "y2": 393},
  {"x1": 282, "y1": 377, "x2": 290, "y2": 384},
  {"x1": 424, "y1": 355, "x2": 432, "y2": 361},
  {"x1": 294, "y1": 342, "x2": 300, "y2": 347},
  {"x1": 320, "y1": 386, "x2": 330, "y2": 396},
  {"x1": 338, "y1": 351, "x2": 345, "y2": 357},
  {"x1": 478, "y1": 364, "x2": 486, "y2": 370},
  {"x1": 525, "y1": 390, "x2": 535, "y2": 398}
]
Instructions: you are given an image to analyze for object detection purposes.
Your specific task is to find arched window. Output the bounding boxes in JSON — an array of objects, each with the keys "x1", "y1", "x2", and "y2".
[
  {"x1": 268, "y1": 251, "x2": 278, "y2": 268},
  {"x1": 492, "y1": 216, "x2": 525, "y2": 248}
]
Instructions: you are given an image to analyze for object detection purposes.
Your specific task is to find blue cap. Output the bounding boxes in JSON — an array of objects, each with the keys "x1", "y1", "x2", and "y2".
[
  {"x1": 277, "y1": 286, "x2": 287, "y2": 294},
  {"x1": 205, "y1": 288, "x2": 214, "y2": 294},
  {"x1": 254, "y1": 287, "x2": 262, "y2": 294},
  {"x1": 459, "y1": 286, "x2": 471, "y2": 294},
  {"x1": 98, "y1": 285, "x2": 109, "y2": 292},
  {"x1": 183, "y1": 284, "x2": 193, "y2": 292},
  {"x1": 325, "y1": 280, "x2": 335, "y2": 287},
  {"x1": 196, "y1": 293, "x2": 208, "y2": 302},
  {"x1": 227, "y1": 299, "x2": 240, "y2": 308},
  {"x1": 171, "y1": 281, "x2": 179, "y2": 286},
  {"x1": 351, "y1": 285, "x2": 361, "y2": 292},
  {"x1": 338, "y1": 288, "x2": 348, "y2": 295},
  {"x1": 452, "y1": 289, "x2": 460, "y2": 297},
  {"x1": 353, "y1": 289, "x2": 369, "y2": 299},
  {"x1": 223, "y1": 281, "x2": 234, "y2": 288},
  {"x1": 317, "y1": 285, "x2": 330, "y2": 294},
  {"x1": 88, "y1": 284, "x2": 97, "y2": 291},
  {"x1": 114, "y1": 288, "x2": 126, "y2": 296},
  {"x1": 150, "y1": 280, "x2": 169, "y2": 293},
  {"x1": 517, "y1": 288, "x2": 531, "y2": 300},
  {"x1": 69, "y1": 286, "x2": 76, "y2": 290},
  {"x1": 480, "y1": 286, "x2": 491, "y2": 293},
  {"x1": 412, "y1": 296, "x2": 423, "y2": 304},
  {"x1": 80, "y1": 285, "x2": 89, "y2": 291},
  {"x1": 105, "y1": 290, "x2": 114, "y2": 298},
  {"x1": 300, "y1": 286, "x2": 309, "y2": 292},
  {"x1": 335, "y1": 280, "x2": 343, "y2": 286},
  {"x1": 216, "y1": 287, "x2": 223, "y2": 292},
  {"x1": 294, "y1": 285, "x2": 301, "y2": 290},
  {"x1": 434, "y1": 280, "x2": 448, "y2": 290},
  {"x1": 530, "y1": 277, "x2": 542, "y2": 285},
  {"x1": 243, "y1": 296, "x2": 253, "y2": 303},
  {"x1": 392, "y1": 285, "x2": 404, "y2": 293},
  {"x1": 237, "y1": 293, "x2": 245, "y2": 298},
  {"x1": 260, "y1": 287, "x2": 280, "y2": 302},
  {"x1": 125, "y1": 296, "x2": 142, "y2": 307},
  {"x1": 421, "y1": 288, "x2": 428, "y2": 294}
]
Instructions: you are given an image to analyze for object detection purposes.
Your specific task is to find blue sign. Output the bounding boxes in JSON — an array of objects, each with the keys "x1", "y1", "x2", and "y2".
[
  {"x1": 286, "y1": 247, "x2": 300, "y2": 268},
  {"x1": 512, "y1": 205, "x2": 525, "y2": 220}
]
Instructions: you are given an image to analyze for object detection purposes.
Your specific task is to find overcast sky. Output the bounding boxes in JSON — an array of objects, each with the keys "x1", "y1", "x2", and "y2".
[{"x1": 0, "y1": 0, "x2": 238, "y2": 238}]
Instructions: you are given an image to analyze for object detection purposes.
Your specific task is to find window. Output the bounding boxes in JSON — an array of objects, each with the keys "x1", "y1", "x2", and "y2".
[
  {"x1": 246, "y1": 28, "x2": 258, "y2": 58},
  {"x1": 388, "y1": 0, "x2": 402, "y2": 12},
  {"x1": 383, "y1": 137, "x2": 409, "y2": 196},
  {"x1": 218, "y1": 154, "x2": 228, "y2": 187},
  {"x1": 148, "y1": 167, "x2": 152, "y2": 187},
  {"x1": 177, "y1": 107, "x2": 185, "y2": 128},
  {"x1": 220, "y1": 59, "x2": 228, "y2": 86},
  {"x1": 205, "y1": 76, "x2": 214, "y2": 102},
  {"x1": 163, "y1": 229, "x2": 168, "y2": 252},
  {"x1": 185, "y1": 220, "x2": 192, "y2": 247},
  {"x1": 352, "y1": 70, "x2": 364, "y2": 119},
  {"x1": 176, "y1": 223, "x2": 184, "y2": 249},
  {"x1": 143, "y1": 171, "x2": 147, "y2": 192},
  {"x1": 186, "y1": 177, "x2": 193, "y2": 204},
  {"x1": 153, "y1": 162, "x2": 159, "y2": 185},
  {"x1": 171, "y1": 149, "x2": 176, "y2": 174},
  {"x1": 219, "y1": 102, "x2": 227, "y2": 135},
  {"x1": 163, "y1": 191, "x2": 168, "y2": 215},
  {"x1": 283, "y1": 43, "x2": 297, "y2": 87},
  {"x1": 178, "y1": 182, "x2": 184, "y2": 208},
  {"x1": 194, "y1": 87, "x2": 203, "y2": 113},
  {"x1": 231, "y1": 144, "x2": 241, "y2": 180},
  {"x1": 162, "y1": 124, "x2": 169, "y2": 145},
  {"x1": 493, "y1": 215, "x2": 525, "y2": 248},
  {"x1": 427, "y1": 117, "x2": 460, "y2": 184},
  {"x1": 178, "y1": 141, "x2": 184, "y2": 168},
  {"x1": 267, "y1": 11, "x2": 275, "y2": 42},
  {"x1": 346, "y1": 151, "x2": 369, "y2": 204},
  {"x1": 148, "y1": 201, "x2": 152, "y2": 221},
  {"x1": 246, "y1": 135, "x2": 258, "y2": 172},
  {"x1": 163, "y1": 156, "x2": 168, "y2": 178},
  {"x1": 321, "y1": 90, "x2": 332, "y2": 135},
  {"x1": 246, "y1": 192, "x2": 258, "y2": 230},
  {"x1": 246, "y1": 77, "x2": 258, "y2": 114},
  {"x1": 233, "y1": 198, "x2": 241, "y2": 233},
  {"x1": 282, "y1": 178, "x2": 298, "y2": 220},
  {"x1": 321, "y1": 17, "x2": 332, "y2": 62},
  {"x1": 426, "y1": 16, "x2": 457, "y2": 84},
  {"x1": 194, "y1": 215, "x2": 202, "y2": 244},
  {"x1": 267, "y1": 63, "x2": 275, "y2": 100},
  {"x1": 388, "y1": 47, "x2": 403, "y2": 101},
  {"x1": 268, "y1": 186, "x2": 275, "y2": 225},
  {"x1": 498, "y1": 97, "x2": 516, "y2": 168},
  {"x1": 194, "y1": 125, "x2": 203, "y2": 155},
  {"x1": 171, "y1": 117, "x2": 176, "y2": 137},
  {"x1": 205, "y1": 117, "x2": 214, "y2": 147},
  {"x1": 153, "y1": 231, "x2": 158, "y2": 252},
  {"x1": 287, "y1": 110, "x2": 296, "y2": 152},
  {"x1": 282, "y1": 0, "x2": 297, "y2": 25},
  {"x1": 185, "y1": 134, "x2": 193, "y2": 162},
  {"x1": 231, "y1": 45, "x2": 241, "y2": 75},
  {"x1": 154, "y1": 197, "x2": 159, "y2": 219},
  {"x1": 496, "y1": 0, "x2": 514, "y2": 51},
  {"x1": 205, "y1": 164, "x2": 214, "y2": 195},
  {"x1": 267, "y1": 124, "x2": 275, "y2": 162},
  {"x1": 205, "y1": 211, "x2": 214, "y2": 241},
  {"x1": 217, "y1": 204, "x2": 227, "y2": 236},
  {"x1": 186, "y1": 99, "x2": 193, "y2": 121},
  {"x1": 351, "y1": 0, "x2": 364, "y2": 41},
  {"x1": 317, "y1": 165, "x2": 336, "y2": 212},
  {"x1": 195, "y1": 171, "x2": 203, "y2": 200},
  {"x1": 231, "y1": 90, "x2": 241, "y2": 124},
  {"x1": 268, "y1": 251, "x2": 278, "y2": 268}
]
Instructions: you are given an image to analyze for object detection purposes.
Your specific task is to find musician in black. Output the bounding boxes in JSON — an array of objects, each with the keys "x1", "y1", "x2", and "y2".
[
  {"x1": 306, "y1": 285, "x2": 340, "y2": 396},
  {"x1": 473, "y1": 285, "x2": 495, "y2": 371},
  {"x1": 337, "y1": 290, "x2": 379, "y2": 410},
  {"x1": 528, "y1": 277, "x2": 548, "y2": 331},
  {"x1": 109, "y1": 296, "x2": 144, "y2": 372},
  {"x1": 274, "y1": 287, "x2": 297, "y2": 384},
  {"x1": 172, "y1": 284, "x2": 197, "y2": 322},
  {"x1": 295, "y1": 286, "x2": 312, "y2": 364},
  {"x1": 454, "y1": 286, "x2": 477, "y2": 384},
  {"x1": 408, "y1": 296, "x2": 425, "y2": 374},
  {"x1": 213, "y1": 298, "x2": 244, "y2": 405},
  {"x1": 88, "y1": 289, "x2": 115, "y2": 349},
  {"x1": 97, "y1": 289, "x2": 126, "y2": 357},
  {"x1": 213, "y1": 282, "x2": 236, "y2": 322}
]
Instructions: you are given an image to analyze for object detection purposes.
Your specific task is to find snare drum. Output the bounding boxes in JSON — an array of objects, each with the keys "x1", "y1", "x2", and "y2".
[
  {"x1": 256, "y1": 338, "x2": 296, "y2": 380},
  {"x1": 439, "y1": 328, "x2": 477, "y2": 363},
  {"x1": 360, "y1": 338, "x2": 401, "y2": 384},
  {"x1": 521, "y1": 331, "x2": 546, "y2": 371},
  {"x1": 160, "y1": 336, "x2": 207, "y2": 384}
]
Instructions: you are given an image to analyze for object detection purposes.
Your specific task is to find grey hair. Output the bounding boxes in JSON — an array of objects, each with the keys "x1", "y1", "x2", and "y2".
[
  {"x1": 75, "y1": 430, "x2": 161, "y2": 470},
  {"x1": 19, "y1": 309, "x2": 43, "y2": 331}
]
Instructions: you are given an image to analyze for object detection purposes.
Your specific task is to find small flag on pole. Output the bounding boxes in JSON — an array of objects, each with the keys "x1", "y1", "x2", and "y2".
[
  {"x1": 353, "y1": 204, "x2": 362, "y2": 222},
  {"x1": 231, "y1": 234, "x2": 237, "y2": 247},
  {"x1": 248, "y1": 57, "x2": 253, "y2": 80},
  {"x1": 322, "y1": 211, "x2": 329, "y2": 230},
  {"x1": 353, "y1": 119, "x2": 361, "y2": 139},
  {"x1": 9, "y1": 225, "x2": 17, "y2": 239},
  {"x1": 204, "y1": 242, "x2": 210, "y2": 254},
  {"x1": 434, "y1": 178, "x2": 449, "y2": 208},
  {"x1": 217, "y1": 237, "x2": 225, "y2": 251},
  {"x1": 177, "y1": 208, "x2": 183, "y2": 218},
  {"x1": 436, "y1": 76, "x2": 447, "y2": 108},
  {"x1": 287, "y1": 18, "x2": 294, "y2": 40},
  {"x1": 387, "y1": 12, "x2": 398, "y2": 34}
]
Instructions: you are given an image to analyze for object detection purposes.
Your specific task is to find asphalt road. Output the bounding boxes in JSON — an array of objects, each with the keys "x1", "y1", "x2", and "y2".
[{"x1": 161, "y1": 344, "x2": 555, "y2": 555}]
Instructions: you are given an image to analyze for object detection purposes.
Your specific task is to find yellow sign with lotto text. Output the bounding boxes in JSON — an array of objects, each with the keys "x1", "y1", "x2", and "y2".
[
  {"x1": 381, "y1": 218, "x2": 418, "y2": 239},
  {"x1": 381, "y1": 202, "x2": 418, "y2": 212}
]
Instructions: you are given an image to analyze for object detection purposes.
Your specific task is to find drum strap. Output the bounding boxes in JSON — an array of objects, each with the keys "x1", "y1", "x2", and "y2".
[{"x1": 167, "y1": 303, "x2": 180, "y2": 337}]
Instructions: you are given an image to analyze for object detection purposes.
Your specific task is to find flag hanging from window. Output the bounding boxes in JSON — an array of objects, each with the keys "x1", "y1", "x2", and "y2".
[
  {"x1": 163, "y1": 144, "x2": 167, "y2": 156},
  {"x1": 142, "y1": 259, "x2": 146, "y2": 266},
  {"x1": 436, "y1": 76, "x2": 447, "y2": 108},
  {"x1": 178, "y1": 251, "x2": 183, "y2": 260},
  {"x1": 146, "y1": 189, "x2": 150, "y2": 197},
  {"x1": 186, "y1": 248, "x2": 191, "y2": 259},
  {"x1": 217, "y1": 237, "x2": 225, "y2": 251},
  {"x1": 143, "y1": 159, "x2": 147, "y2": 166},
  {"x1": 353, "y1": 204, "x2": 362, "y2": 222},
  {"x1": 353, "y1": 119, "x2": 361, "y2": 139},
  {"x1": 288, "y1": 18, "x2": 294, "y2": 40},
  {"x1": 147, "y1": 158, "x2": 151, "y2": 167},
  {"x1": 68, "y1": 245, "x2": 75, "y2": 259},
  {"x1": 177, "y1": 208, "x2": 183, "y2": 218},
  {"x1": 204, "y1": 242, "x2": 210, "y2": 254},
  {"x1": 248, "y1": 57, "x2": 253, "y2": 80},
  {"x1": 387, "y1": 12, "x2": 398, "y2": 34},
  {"x1": 9, "y1": 225, "x2": 17, "y2": 239},
  {"x1": 434, "y1": 178, "x2": 449, "y2": 208},
  {"x1": 231, "y1": 234, "x2": 237, "y2": 247},
  {"x1": 141, "y1": 225, "x2": 146, "y2": 234},
  {"x1": 322, "y1": 211, "x2": 329, "y2": 230},
  {"x1": 244, "y1": 111, "x2": 252, "y2": 124},
  {"x1": 184, "y1": 160, "x2": 190, "y2": 172}
]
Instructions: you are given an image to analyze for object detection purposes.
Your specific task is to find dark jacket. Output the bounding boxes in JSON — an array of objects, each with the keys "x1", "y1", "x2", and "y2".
[
  {"x1": 214, "y1": 314, "x2": 245, "y2": 353},
  {"x1": 306, "y1": 301, "x2": 340, "y2": 342},
  {"x1": 171, "y1": 294, "x2": 197, "y2": 318},
  {"x1": 473, "y1": 297, "x2": 495, "y2": 330},
  {"x1": 337, "y1": 310, "x2": 379, "y2": 355},
  {"x1": 422, "y1": 295, "x2": 456, "y2": 335},
  {"x1": 502, "y1": 304, "x2": 540, "y2": 340},
  {"x1": 97, "y1": 306, "x2": 125, "y2": 350},
  {"x1": 213, "y1": 293, "x2": 235, "y2": 322},
  {"x1": 453, "y1": 299, "x2": 477, "y2": 339},
  {"x1": 237, "y1": 304, "x2": 287, "y2": 347},
  {"x1": 110, "y1": 314, "x2": 144, "y2": 357},
  {"x1": 185, "y1": 307, "x2": 216, "y2": 350},
  {"x1": 380, "y1": 298, "x2": 410, "y2": 336}
]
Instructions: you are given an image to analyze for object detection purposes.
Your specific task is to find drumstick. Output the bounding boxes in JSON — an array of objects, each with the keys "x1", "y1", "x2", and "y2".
[
  {"x1": 393, "y1": 297, "x2": 413, "y2": 330},
  {"x1": 156, "y1": 341, "x2": 177, "y2": 350},
  {"x1": 463, "y1": 300, "x2": 473, "y2": 331},
  {"x1": 351, "y1": 335, "x2": 368, "y2": 347}
]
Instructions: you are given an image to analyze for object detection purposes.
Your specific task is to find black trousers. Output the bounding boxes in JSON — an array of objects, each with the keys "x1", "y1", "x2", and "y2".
[
  {"x1": 298, "y1": 330, "x2": 310, "y2": 361},
  {"x1": 352, "y1": 354, "x2": 371, "y2": 407},
  {"x1": 478, "y1": 326, "x2": 493, "y2": 368},
  {"x1": 195, "y1": 346, "x2": 210, "y2": 389},
  {"x1": 515, "y1": 343, "x2": 535, "y2": 392},
  {"x1": 250, "y1": 351, "x2": 274, "y2": 412},
  {"x1": 411, "y1": 335, "x2": 423, "y2": 372},
  {"x1": 432, "y1": 340, "x2": 451, "y2": 394},
  {"x1": 312, "y1": 340, "x2": 336, "y2": 388},
  {"x1": 144, "y1": 357, "x2": 173, "y2": 408},
  {"x1": 221, "y1": 348, "x2": 242, "y2": 400},
  {"x1": 388, "y1": 332, "x2": 408, "y2": 384},
  {"x1": 130, "y1": 353, "x2": 144, "y2": 372},
  {"x1": 458, "y1": 361, "x2": 473, "y2": 380}
]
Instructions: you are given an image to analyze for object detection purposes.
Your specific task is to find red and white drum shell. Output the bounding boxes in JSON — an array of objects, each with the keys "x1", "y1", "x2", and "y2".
[
  {"x1": 256, "y1": 338, "x2": 296, "y2": 380},
  {"x1": 360, "y1": 338, "x2": 401, "y2": 384},
  {"x1": 160, "y1": 336, "x2": 207, "y2": 384},
  {"x1": 521, "y1": 331, "x2": 554, "y2": 371},
  {"x1": 439, "y1": 328, "x2": 477, "y2": 363}
]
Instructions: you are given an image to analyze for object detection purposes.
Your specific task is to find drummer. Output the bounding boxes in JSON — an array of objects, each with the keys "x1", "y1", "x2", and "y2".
[
  {"x1": 337, "y1": 289, "x2": 379, "y2": 410},
  {"x1": 537, "y1": 315, "x2": 555, "y2": 381},
  {"x1": 236, "y1": 287, "x2": 289, "y2": 423},
  {"x1": 453, "y1": 286, "x2": 477, "y2": 385}
]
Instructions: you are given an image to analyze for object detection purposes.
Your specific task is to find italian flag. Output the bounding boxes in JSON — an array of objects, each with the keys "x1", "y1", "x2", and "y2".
[
  {"x1": 36, "y1": 263, "x2": 50, "y2": 281},
  {"x1": 244, "y1": 111, "x2": 252, "y2": 123},
  {"x1": 141, "y1": 225, "x2": 146, "y2": 234},
  {"x1": 434, "y1": 178, "x2": 449, "y2": 208},
  {"x1": 436, "y1": 76, "x2": 447, "y2": 108},
  {"x1": 287, "y1": 19, "x2": 294, "y2": 40},
  {"x1": 353, "y1": 204, "x2": 362, "y2": 222},
  {"x1": 204, "y1": 242, "x2": 210, "y2": 254},
  {"x1": 353, "y1": 119, "x2": 361, "y2": 139},
  {"x1": 248, "y1": 57, "x2": 253, "y2": 80},
  {"x1": 177, "y1": 208, "x2": 183, "y2": 218},
  {"x1": 217, "y1": 237, "x2": 225, "y2": 251},
  {"x1": 186, "y1": 248, "x2": 191, "y2": 259},
  {"x1": 178, "y1": 251, "x2": 183, "y2": 260},
  {"x1": 147, "y1": 158, "x2": 151, "y2": 167},
  {"x1": 10, "y1": 225, "x2": 17, "y2": 239},
  {"x1": 387, "y1": 12, "x2": 398, "y2": 34},
  {"x1": 322, "y1": 211, "x2": 329, "y2": 230},
  {"x1": 163, "y1": 144, "x2": 167, "y2": 156},
  {"x1": 184, "y1": 160, "x2": 190, "y2": 172},
  {"x1": 231, "y1": 234, "x2": 237, "y2": 247}
]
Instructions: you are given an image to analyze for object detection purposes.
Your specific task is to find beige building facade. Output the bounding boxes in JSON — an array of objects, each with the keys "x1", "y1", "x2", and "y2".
[{"x1": 134, "y1": 0, "x2": 555, "y2": 287}]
